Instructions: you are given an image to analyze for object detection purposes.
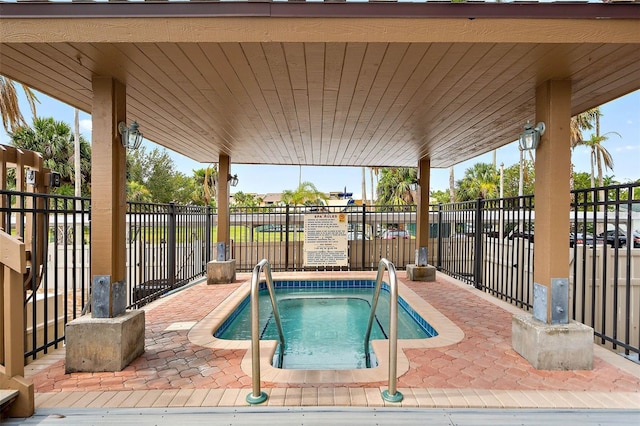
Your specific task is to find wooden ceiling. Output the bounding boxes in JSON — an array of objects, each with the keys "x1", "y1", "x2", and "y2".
[{"x1": 1, "y1": 2, "x2": 639, "y2": 168}]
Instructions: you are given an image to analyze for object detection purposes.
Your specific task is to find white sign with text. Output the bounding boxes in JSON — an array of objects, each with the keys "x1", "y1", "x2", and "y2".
[{"x1": 303, "y1": 213, "x2": 348, "y2": 267}]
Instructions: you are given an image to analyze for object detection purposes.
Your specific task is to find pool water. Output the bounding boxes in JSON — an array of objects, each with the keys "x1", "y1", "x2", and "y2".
[{"x1": 214, "y1": 281, "x2": 438, "y2": 370}]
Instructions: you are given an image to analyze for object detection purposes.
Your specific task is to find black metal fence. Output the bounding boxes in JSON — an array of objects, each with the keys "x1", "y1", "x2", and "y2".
[
  {"x1": 3, "y1": 182, "x2": 639, "y2": 360},
  {"x1": 1, "y1": 190, "x2": 214, "y2": 360},
  {"x1": 229, "y1": 204, "x2": 420, "y2": 272},
  {"x1": 1, "y1": 190, "x2": 91, "y2": 360},
  {"x1": 436, "y1": 183, "x2": 640, "y2": 359},
  {"x1": 127, "y1": 202, "x2": 214, "y2": 307}
]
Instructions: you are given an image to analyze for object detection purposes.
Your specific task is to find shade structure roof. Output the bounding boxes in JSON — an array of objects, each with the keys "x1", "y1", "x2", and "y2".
[{"x1": 1, "y1": 2, "x2": 639, "y2": 168}]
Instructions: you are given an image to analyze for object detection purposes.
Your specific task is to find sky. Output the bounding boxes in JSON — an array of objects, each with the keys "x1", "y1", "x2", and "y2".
[{"x1": 2, "y1": 87, "x2": 639, "y2": 199}]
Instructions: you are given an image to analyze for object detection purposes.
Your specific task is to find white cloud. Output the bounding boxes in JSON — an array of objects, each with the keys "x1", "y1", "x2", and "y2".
[
  {"x1": 615, "y1": 145, "x2": 640, "y2": 152},
  {"x1": 79, "y1": 119, "x2": 92, "y2": 134}
]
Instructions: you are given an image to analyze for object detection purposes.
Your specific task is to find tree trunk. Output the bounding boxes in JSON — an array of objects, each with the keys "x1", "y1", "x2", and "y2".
[
  {"x1": 362, "y1": 167, "x2": 367, "y2": 205},
  {"x1": 449, "y1": 166, "x2": 455, "y2": 202}
]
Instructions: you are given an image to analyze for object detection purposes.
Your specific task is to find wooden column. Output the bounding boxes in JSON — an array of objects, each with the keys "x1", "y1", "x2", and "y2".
[
  {"x1": 416, "y1": 157, "x2": 431, "y2": 253},
  {"x1": 533, "y1": 80, "x2": 572, "y2": 323},
  {"x1": 90, "y1": 77, "x2": 127, "y2": 284},
  {"x1": 217, "y1": 154, "x2": 230, "y2": 259}
]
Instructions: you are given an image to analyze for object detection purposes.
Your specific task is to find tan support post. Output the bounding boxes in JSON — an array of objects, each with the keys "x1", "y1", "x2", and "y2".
[
  {"x1": 416, "y1": 157, "x2": 431, "y2": 251},
  {"x1": 533, "y1": 80, "x2": 572, "y2": 323},
  {"x1": 217, "y1": 154, "x2": 231, "y2": 260},
  {"x1": 91, "y1": 77, "x2": 127, "y2": 314}
]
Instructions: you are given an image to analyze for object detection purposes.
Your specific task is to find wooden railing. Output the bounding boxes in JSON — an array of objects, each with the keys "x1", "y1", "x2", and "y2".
[{"x1": 0, "y1": 232, "x2": 34, "y2": 418}]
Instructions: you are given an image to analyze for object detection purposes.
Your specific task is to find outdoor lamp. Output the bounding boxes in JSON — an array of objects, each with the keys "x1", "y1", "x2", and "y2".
[
  {"x1": 228, "y1": 174, "x2": 239, "y2": 187},
  {"x1": 118, "y1": 121, "x2": 144, "y2": 150},
  {"x1": 409, "y1": 181, "x2": 419, "y2": 191},
  {"x1": 518, "y1": 121, "x2": 545, "y2": 151}
]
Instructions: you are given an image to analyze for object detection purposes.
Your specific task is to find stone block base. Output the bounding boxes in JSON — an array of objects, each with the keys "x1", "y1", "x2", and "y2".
[
  {"x1": 65, "y1": 310, "x2": 145, "y2": 373},
  {"x1": 512, "y1": 314, "x2": 593, "y2": 370},
  {"x1": 207, "y1": 259, "x2": 236, "y2": 284},
  {"x1": 406, "y1": 264, "x2": 436, "y2": 282}
]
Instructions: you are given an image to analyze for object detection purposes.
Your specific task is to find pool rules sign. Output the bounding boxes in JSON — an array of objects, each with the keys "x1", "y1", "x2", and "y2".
[{"x1": 303, "y1": 213, "x2": 348, "y2": 267}]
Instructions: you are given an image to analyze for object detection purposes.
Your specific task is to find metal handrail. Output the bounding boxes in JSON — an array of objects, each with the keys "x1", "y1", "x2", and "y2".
[
  {"x1": 246, "y1": 259, "x2": 285, "y2": 405},
  {"x1": 364, "y1": 258, "x2": 403, "y2": 403}
]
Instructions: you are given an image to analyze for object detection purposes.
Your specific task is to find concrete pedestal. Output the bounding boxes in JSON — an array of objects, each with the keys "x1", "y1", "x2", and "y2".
[
  {"x1": 512, "y1": 314, "x2": 593, "y2": 370},
  {"x1": 65, "y1": 310, "x2": 145, "y2": 373},
  {"x1": 207, "y1": 259, "x2": 236, "y2": 284},
  {"x1": 406, "y1": 264, "x2": 436, "y2": 282}
]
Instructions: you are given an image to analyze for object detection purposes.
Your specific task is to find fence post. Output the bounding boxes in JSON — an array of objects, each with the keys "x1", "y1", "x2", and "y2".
[
  {"x1": 473, "y1": 198, "x2": 484, "y2": 289},
  {"x1": 285, "y1": 204, "x2": 290, "y2": 271},
  {"x1": 167, "y1": 202, "x2": 177, "y2": 287},
  {"x1": 361, "y1": 203, "x2": 366, "y2": 271},
  {"x1": 205, "y1": 205, "x2": 212, "y2": 264},
  {"x1": 437, "y1": 203, "x2": 443, "y2": 270}
]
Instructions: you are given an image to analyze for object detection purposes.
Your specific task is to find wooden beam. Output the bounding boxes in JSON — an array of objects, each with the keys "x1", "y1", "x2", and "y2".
[
  {"x1": 90, "y1": 77, "x2": 127, "y2": 283},
  {"x1": 217, "y1": 154, "x2": 230, "y2": 259},
  {"x1": 416, "y1": 157, "x2": 431, "y2": 251},
  {"x1": 533, "y1": 79, "x2": 572, "y2": 323}
]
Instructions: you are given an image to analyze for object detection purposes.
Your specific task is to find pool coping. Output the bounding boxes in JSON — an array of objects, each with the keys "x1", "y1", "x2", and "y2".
[{"x1": 188, "y1": 272, "x2": 464, "y2": 384}]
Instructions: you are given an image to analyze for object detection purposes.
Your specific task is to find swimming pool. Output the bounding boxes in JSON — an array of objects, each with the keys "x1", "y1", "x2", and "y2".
[{"x1": 214, "y1": 280, "x2": 438, "y2": 370}]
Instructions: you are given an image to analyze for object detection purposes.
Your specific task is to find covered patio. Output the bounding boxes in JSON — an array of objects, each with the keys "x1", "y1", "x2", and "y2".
[{"x1": 2, "y1": 0, "x2": 640, "y2": 419}]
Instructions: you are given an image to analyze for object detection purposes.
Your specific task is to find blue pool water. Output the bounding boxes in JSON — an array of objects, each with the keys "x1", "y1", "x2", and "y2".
[{"x1": 214, "y1": 280, "x2": 438, "y2": 370}]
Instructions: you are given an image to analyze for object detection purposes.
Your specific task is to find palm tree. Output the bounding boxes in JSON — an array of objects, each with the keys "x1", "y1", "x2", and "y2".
[
  {"x1": 376, "y1": 167, "x2": 418, "y2": 206},
  {"x1": 281, "y1": 181, "x2": 327, "y2": 206},
  {"x1": 126, "y1": 181, "x2": 151, "y2": 202},
  {"x1": 10, "y1": 116, "x2": 91, "y2": 192},
  {"x1": 192, "y1": 166, "x2": 218, "y2": 206},
  {"x1": 0, "y1": 76, "x2": 38, "y2": 132},
  {"x1": 571, "y1": 108, "x2": 619, "y2": 188},
  {"x1": 456, "y1": 163, "x2": 499, "y2": 201}
]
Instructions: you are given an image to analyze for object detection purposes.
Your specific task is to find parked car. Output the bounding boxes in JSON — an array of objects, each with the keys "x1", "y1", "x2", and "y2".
[
  {"x1": 380, "y1": 229, "x2": 410, "y2": 239},
  {"x1": 569, "y1": 232, "x2": 603, "y2": 248},
  {"x1": 633, "y1": 230, "x2": 640, "y2": 248},
  {"x1": 597, "y1": 229, "x2": 627, "y2": 248},
  {"x1": 347, "y1": 231, "x2": 369, "y2": 241}
]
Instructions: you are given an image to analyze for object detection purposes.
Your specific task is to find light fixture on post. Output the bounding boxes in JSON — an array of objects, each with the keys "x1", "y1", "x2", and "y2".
[
  {"x1": 228, "y1": 174, "x2": 239, "y2": 187},
  {"x1": 118, "y1": 121, "x2": 144, "y2": 150},
  {"x1": 409, "y1": 181, "x2": 419, "y2": 191},
  {"x1": 518, "y1": 121, "x2": 545, "y2": 151}
]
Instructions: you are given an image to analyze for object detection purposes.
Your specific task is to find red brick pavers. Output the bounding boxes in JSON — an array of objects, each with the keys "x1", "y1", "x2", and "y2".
[
  {"x1": 397, "y1": 277, "x2": 640, "y2": 392},
  {"x1": 30, "y1": 274, "x2": 640, "y2": 394}
]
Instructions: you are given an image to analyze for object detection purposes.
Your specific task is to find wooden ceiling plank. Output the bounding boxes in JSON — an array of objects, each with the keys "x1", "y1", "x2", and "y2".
[
  {"x1": 237, "y1": 43, "x2": 294, "y2": 164},
  {"x1": 284, "y1": 42, "x2": 312, "y2": 165},
  {"x1": 204, "y1": 43, "x2": 281, "y2": 164},
  {"x1": 108, "y1": 42, "x2": 237, "y2": 156},
  {"x1": 177, "y1": 43, "x2": 273, "y2": 162},
  {"x1": 410, "y1": 43, "x2": 572, "y2": 163},
  {"x1": 361, "y1": 43, "x2": 470, "y2": 166},
  {"x1": 320, "y1": 42, "x2": 347, "y2": 165},
  {"x1": 425, "y1": 43, "x2": 630, "y2": 165},
  {"x1": 305, "y1": 42, "x2": 326, "y2": 164},
  {"x1": 327, "y1": 42, "x2": 371, "y2": 166},
  {"x1": 263, "y1": 42, "x2": 306, "y2": 165},
  {"x1": 339, "y1": 43, "x2": 406, "y2": 166},
  {"x1": 1, "y1": 45, "x2": 90, "y2": 104},
  {"x1": 146, "y1": 43, "x2": 242, "y2": 152},
  {"x1": 340, "y1": 43, "x2": 420, "y2": 166}
]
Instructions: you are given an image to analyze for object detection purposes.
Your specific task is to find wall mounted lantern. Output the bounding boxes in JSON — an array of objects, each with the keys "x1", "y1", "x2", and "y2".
[
  {"x1": 228, "y1": 174, "x2": 239, "y2": 187},
  {"x1": 518, "y1": 121, "x2": 545, "y2": 151},
  {"x1": 118, "y1": 121, "x2": 144, "y2": 150}
]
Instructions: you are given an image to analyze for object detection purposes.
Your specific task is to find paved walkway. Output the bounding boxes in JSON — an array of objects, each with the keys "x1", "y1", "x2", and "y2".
[{"x1": 21, "y1": 272, "x2": 640, "y2": 412}]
